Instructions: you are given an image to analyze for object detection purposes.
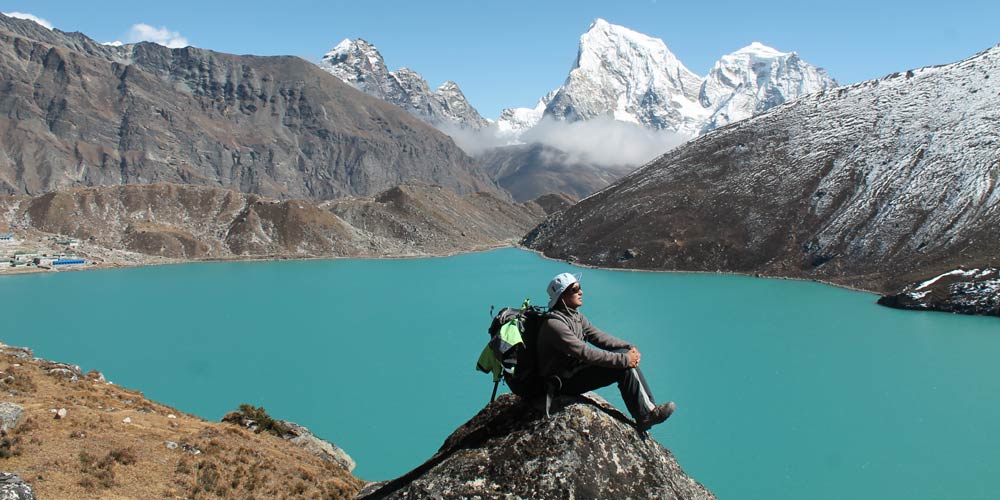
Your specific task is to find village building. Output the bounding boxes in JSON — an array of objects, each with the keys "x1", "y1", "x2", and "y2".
[
  {"x1": 13, "y1": 251, "x2": 39, "y2": 263},
  {"x1": 52, "y1": 258, "x2": 86, "y2": 267}
]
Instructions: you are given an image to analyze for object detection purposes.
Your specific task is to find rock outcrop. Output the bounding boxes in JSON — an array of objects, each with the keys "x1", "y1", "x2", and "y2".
[
  {"x1": 0, "y1": 473, "x2": 34, "y2": 500},
  {"x1": 220, "y1": 407, "x2": 356, "y2": 473},
  {"x1": 358, "y1": 393, "x2": 714, "y2": 500},
  {"x1": 0, "y1": 14, "x2": 499, "y2": 200},
  {"x1": 283, "y1": 422, "x2": 356, "y2": 473},
  {"x1": 878, "y1": 268, "x2": 1000, "y2": 316},
  {"x1": 0, "y1": 403, "x2": 23, "y2": 434}
]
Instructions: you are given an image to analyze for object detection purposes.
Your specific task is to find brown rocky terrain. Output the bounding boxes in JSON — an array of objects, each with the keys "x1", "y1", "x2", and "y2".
[
  {"x1": 528, "y1": 192, "x2": 578, "y2": 216},
  {"x1": 0, "y1": 342, "x2": 363, "y2": 499},
  {"x1": 0, "y1": 14, "x2": 500, "y2": 201},
  {"x1": 524, "y1": 45, "x2": 1000, "y2": 302},
  {"x1": 478, "y1": 143, "x2": 634, "y2": 202},
  {"x1": 878, "y1": 267, "x2": 1000, "y2": 316},
  {"x1": 0, "y1": 182, "x2": 544, "y2": 267}
]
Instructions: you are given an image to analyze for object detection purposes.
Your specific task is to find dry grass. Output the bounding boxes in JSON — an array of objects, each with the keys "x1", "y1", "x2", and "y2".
[{"x1": 0, "y1": 349, "x2": 364, "y2": 499}]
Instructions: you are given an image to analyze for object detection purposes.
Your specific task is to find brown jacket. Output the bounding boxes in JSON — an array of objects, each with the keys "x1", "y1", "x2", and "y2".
[{"x1": 537, "y1": 305, "x2": 632, "y2": 378}]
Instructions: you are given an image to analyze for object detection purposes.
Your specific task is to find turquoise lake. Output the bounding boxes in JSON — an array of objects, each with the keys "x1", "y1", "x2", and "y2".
[{"x1": 2, "y1": 248, "x2": 998, "y2": 499}]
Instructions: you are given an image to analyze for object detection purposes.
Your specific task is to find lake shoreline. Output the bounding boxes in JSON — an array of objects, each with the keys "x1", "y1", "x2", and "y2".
[
  {"x1": 0, "y1": 238, "x2": 519, "y2": 277},
  {"x1": 7, "y1": 240, "x2": 994, "y2": 319},
  {"x1": 2, "y1": 241, "x2": 877, "y2": 295},
  {"x1": 516, "y1": 246, "x2": 881, "y2": 294}
]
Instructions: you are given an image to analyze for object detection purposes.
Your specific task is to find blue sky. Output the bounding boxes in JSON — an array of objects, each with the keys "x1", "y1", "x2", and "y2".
[{"x1": 4, "y1": 0, "x2": 999, "y2": 119}]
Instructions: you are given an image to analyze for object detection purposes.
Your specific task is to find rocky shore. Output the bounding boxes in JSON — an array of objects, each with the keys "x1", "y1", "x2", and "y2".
[{"x1": 878, "y1": 268, "x2": 1000, "y2": 317}]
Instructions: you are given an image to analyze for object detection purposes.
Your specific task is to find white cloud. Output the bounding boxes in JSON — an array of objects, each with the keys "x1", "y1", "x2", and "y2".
[
  {"x1": 522, "y1": 116, "x2": 688, "y2": 166},
  {"x1": 3, "y1": 11, "x2": 54, "y2": 30},
  {"x1": 436, "y1": 122, "x2": 513, "y2": 157},
  {"x1": 443, "y1": 116, "x2": 687, "y2": 167},
  {"x1": 125, "y1": 23, "x2": 189, "y2": 48}
]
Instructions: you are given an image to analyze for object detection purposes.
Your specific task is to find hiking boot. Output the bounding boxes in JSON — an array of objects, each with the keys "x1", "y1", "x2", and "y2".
[{"x1": 636, "y1": 401, "x2": 676, "y2": 431}]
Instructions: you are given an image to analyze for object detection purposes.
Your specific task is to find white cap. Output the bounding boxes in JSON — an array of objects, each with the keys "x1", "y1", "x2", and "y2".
[{"x1": 546, "y1": 272, "x2": 581, "y2": 309}]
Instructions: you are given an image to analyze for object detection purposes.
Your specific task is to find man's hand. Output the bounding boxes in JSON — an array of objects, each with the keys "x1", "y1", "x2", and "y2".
[{"x1": 627, "y1": 347, "x2": 641, "y2": 368}]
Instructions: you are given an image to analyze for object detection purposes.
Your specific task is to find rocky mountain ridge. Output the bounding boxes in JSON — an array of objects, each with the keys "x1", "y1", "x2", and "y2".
[
  {"x1": 523, "y1": 44, "x2": 1000, "y2": 300},
  {"x1": 0, "y1": 13, "x2": 499, "y2": 200},
  {"x1": 316, "y1": 20, "x2": 835, "y2": 204},
  {"x1": 318, "y1": 39, "x2": 490, "y2": 131},
  {"x1": 320, "y1": 19, "x2": 835, "y2": 141},
  {"x1": 698, "y1": 41, "x2": 837, "y2": 133},
  {"x1": 478, "y1": 143, "x2": 633, "y2": 202},
  {"x1": 540, "y1": 18, "x2": 707, "y2": 136},
  {"x1": 517, "y1": 19, "x2": 837, "y2": 137},
  {"x1": 0, "y1": 182, "x2": 545, "y2": 263}
]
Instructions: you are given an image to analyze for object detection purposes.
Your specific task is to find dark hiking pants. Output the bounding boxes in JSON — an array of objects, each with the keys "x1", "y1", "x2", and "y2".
[{"x1": 558, "y1": 349, "x2": 656, "y2": 420}]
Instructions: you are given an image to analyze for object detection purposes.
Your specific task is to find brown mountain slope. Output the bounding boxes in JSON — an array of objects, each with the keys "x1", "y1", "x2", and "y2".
[
  {"x1": 0, "y1": 14, "x2": 500, "y2": 200},
  {"x1": 0, "y1": 342, "x2": 363, "y2": 499},
  {"x1": 1, "y1": 182, "x2": 541, "y2": 263},
  {"x1": 478, "y1": 143, "x2": 634, "y2": 202},
  {"x1": 326, "y1": 184, "x2": 544, "y2": 255}
]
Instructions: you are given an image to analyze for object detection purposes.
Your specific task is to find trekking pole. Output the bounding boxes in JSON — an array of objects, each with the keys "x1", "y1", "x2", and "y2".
[{"x1": 490, "y1": 379, "x2": 500, "y2": 403}]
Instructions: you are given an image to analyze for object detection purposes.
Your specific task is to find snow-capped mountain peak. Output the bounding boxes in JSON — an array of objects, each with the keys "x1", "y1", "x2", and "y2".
[
  {"x1": 543, "y1": 18, "x2": 707, "y2": 135},
  {"x1": 319, "y1": 39, "x2": 489, "y2": 130},
  {"x1": 698, "y1": 41, "x2": 837, "y2": 132},
  {"x1": 320, "y1": 38, "x2": 392, "y2": 99},
  {"x1": 496, "y1": 91, "x2": 556, "y2": 140},
  {"x1": 734, "y1": 41, "x2": 788, "y2": 57},
  {"x1": 320, "y1": 23, "x2": 837, "y2": 149},
  {"x1": 575, "y1": 19, "x2": 695, "y2": 82}
]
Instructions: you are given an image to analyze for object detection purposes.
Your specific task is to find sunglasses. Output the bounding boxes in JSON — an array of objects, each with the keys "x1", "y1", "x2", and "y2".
[{"x1": 566, "y1": 284, "x2": 582, "y2": 294}]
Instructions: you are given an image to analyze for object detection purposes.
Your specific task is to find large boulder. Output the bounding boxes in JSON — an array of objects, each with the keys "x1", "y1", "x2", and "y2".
[
  {"x1": 284, "y1": 421, "x2": 356, "y2": 473},
  {"x1": 0, "y1": 473, "x2": 34, "y2": 500},
  {"x1": 0, "y1": 344, "x2": 32, "y2": 359},
  {"x1": 358, "y1": 393, "x2": 714, "y2": 500},
  {"x1": 221, "y1": 406, "x2": 355, "y2": 472},
  {"x1": 0, "y1": 403, "x2": 22, "y2": 434}
]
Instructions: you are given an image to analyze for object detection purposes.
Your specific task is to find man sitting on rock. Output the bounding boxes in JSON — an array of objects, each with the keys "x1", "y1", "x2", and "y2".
[{"x1": 537, "y1": 272, "x2": 676, "y2": 431}]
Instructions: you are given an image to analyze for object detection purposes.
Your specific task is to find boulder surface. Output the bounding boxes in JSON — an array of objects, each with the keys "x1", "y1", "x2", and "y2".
[
  {"x1": 358, "y1": 393, "x2": 714, "y2": 500},
  {"x1": 0, "y1": 473, "x2": 34, "y2": 500}
]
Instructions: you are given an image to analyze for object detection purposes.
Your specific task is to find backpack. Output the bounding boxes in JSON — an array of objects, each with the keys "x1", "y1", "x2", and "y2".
[{"x1": 475, "y1": 299, "x2": 547, "y2": 402}]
